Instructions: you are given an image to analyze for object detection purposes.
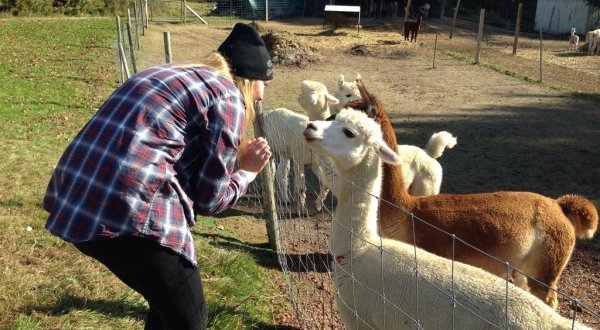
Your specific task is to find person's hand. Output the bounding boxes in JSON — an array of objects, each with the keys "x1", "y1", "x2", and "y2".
[{"x1": 239, "y1": 137, "x2": 271, "y2": 174}]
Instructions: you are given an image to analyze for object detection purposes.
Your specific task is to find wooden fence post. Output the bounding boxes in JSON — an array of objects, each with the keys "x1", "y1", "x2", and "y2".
[
  {"x1": 144, "y1": 0, "x2": 149, "y2": 28},
  {"x1": 115, "y1": 16, "x2": 124, "y2": 85},
  {"x1": 539, "y1": 28, "x2": 543, "y2": 82},
  {"x1": 126, "y1": 9, "x2": 138, "y2": 74},
  {"x1": 116, "y1": 16, "x2": 130, "y2": 83},
  {"x1": 134, "y1": 0, "x2": 141, "y2": 46},
  {"x1": 512, "y1": 3, "x2": 522, "y2": 55},
  {"x1": 433, "y1": 33, "x2": 438, "y2": 68},
  {"x1": 475, "y1": 8, "x2": 484, "y2": 65},
  {"x1": 163, "y1": 31, "x2": 172, "y2": 64},
  {"x1": 253, "y1": 102, "x2": 280, "y2": 251},
  {"x1": 449, "y1": 0, "x2": 460, "y2": 39}
]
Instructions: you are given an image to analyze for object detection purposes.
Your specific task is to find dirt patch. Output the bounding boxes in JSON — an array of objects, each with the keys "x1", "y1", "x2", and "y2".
[{"x1": 136, "y1": 18, "x2": 600, "y2": 329}]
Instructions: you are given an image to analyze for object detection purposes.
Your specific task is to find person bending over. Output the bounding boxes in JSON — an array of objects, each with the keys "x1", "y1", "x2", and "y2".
[{"x1": 44, "y1": 23, "x2": 273, "y2": 330}]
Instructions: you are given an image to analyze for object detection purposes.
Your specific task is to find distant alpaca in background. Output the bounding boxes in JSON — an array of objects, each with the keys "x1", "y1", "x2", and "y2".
[
  {"x1": 404, "y1": 10, "x2": 423, "y2": 42},
  {"x1": 569, "y1": 27, "x2": 579, "y2": 51}
]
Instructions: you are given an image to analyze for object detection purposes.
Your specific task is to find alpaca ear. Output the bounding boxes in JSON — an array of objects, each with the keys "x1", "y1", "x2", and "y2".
[
  {"x1": 374, "y1": 141, "x2": 402, "y2": 165},
  {"x1": 338, "y1": 74, "x2": 345, "y2": 86},
  {"x1": 326, "y1": 93, "x2": 339, "y2": 104},
  {"x1": 355, "y1": 73, "x2": 362, "y2": 81}
]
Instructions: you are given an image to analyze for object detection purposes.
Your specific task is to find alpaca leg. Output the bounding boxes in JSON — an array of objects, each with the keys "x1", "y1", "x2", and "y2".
[
  {"x1": 512, "y1": 272, "x2": 530, "y2": 292},
  {"x1": 292, "y1": 162, "x2": 307, "y2": 215},
  {"x1": 522, "y1": 232, "x2": 574, "y2": 310},
  {"x1": 275, "y1": 158, "x2": 291, "y2": 204},
  {"x1": 528, "y1": 279, "x2": 558, "y2": 310},
  {"x1": 312, "y1": 163, "x2": 328, "y2": 213}
]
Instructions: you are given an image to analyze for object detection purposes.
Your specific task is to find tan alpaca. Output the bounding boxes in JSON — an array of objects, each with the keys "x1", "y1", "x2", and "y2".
[{"x1": 343, "y1": 80, "x2": 598, "y2": 310}]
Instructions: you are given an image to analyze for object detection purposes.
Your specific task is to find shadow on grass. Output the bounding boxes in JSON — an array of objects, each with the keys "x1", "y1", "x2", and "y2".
[
  {"x1": 197, "y1": 232, "x2": 332, "y2": 273},
  {"x1": 23, "y1": 293, "x2": 303, "y2": 329},
  {"x1": 21, "y1": 294, "x2": 147, "y2": 321},
  {"x1": 208, "y1": 304, "x2": 301, "y2": 329}
]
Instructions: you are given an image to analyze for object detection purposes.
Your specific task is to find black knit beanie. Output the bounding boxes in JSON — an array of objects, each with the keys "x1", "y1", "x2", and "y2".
[{"x1": 218, "y1": 23, "x2": 273, "y2": 81}]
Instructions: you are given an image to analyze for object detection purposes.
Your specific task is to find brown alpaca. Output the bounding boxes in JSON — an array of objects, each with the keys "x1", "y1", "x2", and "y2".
[
  {"x1": 403, "y1": 10, "x2": 423, "y2": 42},
  {"x1": 343, "y1": 80, "x2": 598, "y2": 310}
]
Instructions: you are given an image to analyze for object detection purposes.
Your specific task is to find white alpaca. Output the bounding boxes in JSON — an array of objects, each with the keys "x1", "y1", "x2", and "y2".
[
  {"x1": 297, "y1": 80, "x2": 341, "y2": 210},
  {"x1": 330, "y1": 74, "x2": 362, "y2": 114},
  {"x1": 586, "y1": 29, "x2": 600, "y2": 55},
  {"x1": 569, "y1": 27, "x2": 579, "y2": 51},
  {"x1": 297, "y1": 80, "x2": 339, "y2": 120},
  {"x1": 399, "y1": 131, "x2": 457, "y2": 196},
  {"x1": 261, "y1": 108, "x2": 328, "y2": 214},
  {"x1": 303, "y1": 108, "x2": 590, "y2": 330}
]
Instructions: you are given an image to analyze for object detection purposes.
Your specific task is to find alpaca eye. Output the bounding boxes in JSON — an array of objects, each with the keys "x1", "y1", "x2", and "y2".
[
  {"x1": 343, "y1": 128, "x2": 356, "y2": 138},
  {"x1": 345, "y1": 94, "x2": 352, "y2": 98}
]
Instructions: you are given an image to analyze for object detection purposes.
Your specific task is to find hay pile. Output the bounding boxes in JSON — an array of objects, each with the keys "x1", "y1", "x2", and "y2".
[{"x1": 261, "y1": 30, "x2": 321, "y2": 67}]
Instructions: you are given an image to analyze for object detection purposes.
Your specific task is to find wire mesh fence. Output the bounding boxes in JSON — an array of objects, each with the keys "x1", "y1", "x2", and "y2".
[
  {"x1": 243, "y1": 109, "x2": 600, "y2": 329},
  {"x1": 250, "y1": 108, "x2": 599, "y2": 329}
]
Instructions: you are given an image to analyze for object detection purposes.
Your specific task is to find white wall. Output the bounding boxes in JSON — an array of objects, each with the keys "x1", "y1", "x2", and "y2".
[{"x1": 535, "y1": 0, "x2": 589, "y2": 34}]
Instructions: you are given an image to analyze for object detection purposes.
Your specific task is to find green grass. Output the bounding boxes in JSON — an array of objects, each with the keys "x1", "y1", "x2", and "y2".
[{"x1": 0, "y1": 17, "x2": 286, "y2": 329}]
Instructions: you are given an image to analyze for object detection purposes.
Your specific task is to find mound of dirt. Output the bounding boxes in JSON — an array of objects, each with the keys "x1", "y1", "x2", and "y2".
[
  {"x1": 261, "y1": 30, "x2": 321, "y2": 67},
  {"x1": 346, "y1": 44, "x2": 376, "y2": 56}
]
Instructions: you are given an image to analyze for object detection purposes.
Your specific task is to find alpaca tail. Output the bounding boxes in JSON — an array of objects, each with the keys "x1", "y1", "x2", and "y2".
[
  {"x1": 557, "y1": 194, "x2": 599, "y2": 239},
  {"x1": 424, "y1": 131, "x2": 457, "y2": 159}
]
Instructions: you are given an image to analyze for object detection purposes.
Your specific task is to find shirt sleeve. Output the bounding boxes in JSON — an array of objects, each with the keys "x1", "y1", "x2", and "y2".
[{"x1": 188, "y1": 92, "x2": 253, "y2": 216}]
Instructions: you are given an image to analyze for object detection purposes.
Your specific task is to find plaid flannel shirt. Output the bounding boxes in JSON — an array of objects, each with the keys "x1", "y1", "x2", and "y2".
[{"x1": 44, "y1": 64, "x2": 252, "y2": 266}]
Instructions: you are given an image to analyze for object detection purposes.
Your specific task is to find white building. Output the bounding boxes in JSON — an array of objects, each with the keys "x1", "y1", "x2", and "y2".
[{"x1": 535, "y1": 0, "x2": 600, "y2": 34}]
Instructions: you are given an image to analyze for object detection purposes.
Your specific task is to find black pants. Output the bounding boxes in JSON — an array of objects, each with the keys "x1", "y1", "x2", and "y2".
[{"x1": 75, "y1": 236, "x2": 208, "y2": 330}]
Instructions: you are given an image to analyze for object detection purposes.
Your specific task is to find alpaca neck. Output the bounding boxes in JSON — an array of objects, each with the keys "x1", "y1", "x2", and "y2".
[
  {"x1": 321, "y1": 105, "x2": 332, "y2": 120},
  {"x1": 310, "y1": 105, "x2": 331, "y2": 120},
  {"x1": 331, "y1": 153, "x2": 382, "y2": 256},
  {"x1": 378, "y1": 115, "x2": 414, "y2": 212}
]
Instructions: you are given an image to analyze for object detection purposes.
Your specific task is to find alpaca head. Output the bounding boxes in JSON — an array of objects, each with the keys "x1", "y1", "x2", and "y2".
[
  {"x1": 298, "y1": 80, "x2": 339, "y2": 118},
  {"x1": 303, "y1": 108, "x2": 401, "y2": 171},
  {"x1": 333, "y1": 74, "x2": 362, "y2": 113},
  {"x1": 343, "y1": 79, "x2": 399, "y2": 150},
  {"x1": 417, "y1": 9, "x2": 424, "y2": 19}
]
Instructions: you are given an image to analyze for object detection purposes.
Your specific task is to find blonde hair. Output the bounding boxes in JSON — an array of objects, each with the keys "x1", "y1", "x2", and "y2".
[{"x1": 176, "y1": 52, "x2": 256, "y2": 146}]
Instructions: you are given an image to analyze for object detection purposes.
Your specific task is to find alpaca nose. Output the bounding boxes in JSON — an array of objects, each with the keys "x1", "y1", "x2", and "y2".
[{"x1": 304, "y1": 122, "x2": 320, "y2": 141}]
